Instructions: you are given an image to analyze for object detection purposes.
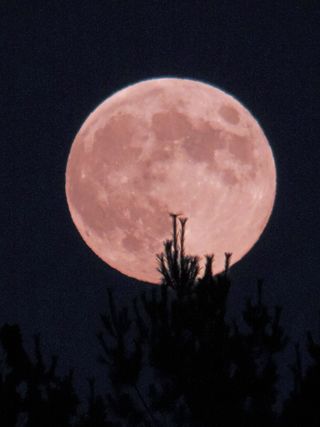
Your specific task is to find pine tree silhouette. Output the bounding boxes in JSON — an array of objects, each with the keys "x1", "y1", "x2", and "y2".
[
  {"x1": 2, "y1": 215, "x2": 318, "y2": 426},
  {"x1": 0, "y1": 324, "x2": 78, "y2": 427},
  {"x1": 281, "y1": 329, "x2": 320, "y2": 427},
  {"x1": 75, "y1": 378, "x2": 113, "y2": 427},
  {"x1": 97, "y1": 288, "x2": 153, "y2": 426},
  {"x1": 231, "y1": 281, "x2": 287, "y2": 427},
  {"x1": 98, "y1": 214, "x2": 287, "y2": 426}
]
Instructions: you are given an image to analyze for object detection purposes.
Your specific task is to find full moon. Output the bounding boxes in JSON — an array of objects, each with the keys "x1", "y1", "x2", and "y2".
[{"x1": 65, "y1": 78, "x2": 276, "y2": 284}]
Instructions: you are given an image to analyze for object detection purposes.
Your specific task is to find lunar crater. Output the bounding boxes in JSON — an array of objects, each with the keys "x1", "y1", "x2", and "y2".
[{"x1": 219, "y1": 104, "x2": 240, "y2": 124}]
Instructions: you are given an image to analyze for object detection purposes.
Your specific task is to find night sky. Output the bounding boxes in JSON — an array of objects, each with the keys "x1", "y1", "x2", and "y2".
[{"x1": 1, "y1": 1, "x2": 319, "y2": 402}]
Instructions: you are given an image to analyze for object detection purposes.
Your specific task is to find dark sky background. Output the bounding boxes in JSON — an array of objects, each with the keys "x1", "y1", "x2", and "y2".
[{"x1": 1, "y1": 0, "x2": 319, "y2": 403}]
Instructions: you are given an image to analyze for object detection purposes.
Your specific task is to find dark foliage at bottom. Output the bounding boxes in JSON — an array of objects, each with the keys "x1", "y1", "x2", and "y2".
[{"x1": 1, "y1": 215, "x2": 319, "y2": 426}]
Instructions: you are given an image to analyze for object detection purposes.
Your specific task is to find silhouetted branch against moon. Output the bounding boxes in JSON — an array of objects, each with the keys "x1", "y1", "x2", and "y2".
[
  {"x1": 65, "y1": 78, "x2": 276, "y2": 284},
  {"x1": 203, "y1": 254, "x2": 214, "y2": 278},
  {"x1": 169, "y1": 212, "x2": 179, "y2": 269},
  {"x1": 179, "y1": 217, "x2": 188, "y2": 261},
  {"x1": 224, "y1": 252, "x2": 232, "y2": 273}
]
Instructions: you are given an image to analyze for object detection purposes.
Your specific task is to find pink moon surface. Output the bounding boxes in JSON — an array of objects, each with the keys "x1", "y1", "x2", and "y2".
[{"x1": 65, "y1": 78, "x2": 276, "y2": 284}]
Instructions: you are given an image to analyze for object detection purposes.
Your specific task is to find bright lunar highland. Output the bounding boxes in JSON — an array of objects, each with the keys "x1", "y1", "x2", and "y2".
[{"x1": 65, "y1": 78, "x2": 276, "y2": 284}]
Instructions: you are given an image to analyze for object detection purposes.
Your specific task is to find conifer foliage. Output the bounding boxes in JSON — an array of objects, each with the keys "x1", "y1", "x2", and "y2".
[
  {"x1": 281, "y1": 332, "x2": 320, "y2": 427},
  {"x1": 98, "y1": 214, "x2": 287, "y2": 426},
  {"x1": 0, "y1": 324, "x2": 78, "y2": 427},
  {"x1": 0, "y1": 215, "x2": 319, "y2": 426}
]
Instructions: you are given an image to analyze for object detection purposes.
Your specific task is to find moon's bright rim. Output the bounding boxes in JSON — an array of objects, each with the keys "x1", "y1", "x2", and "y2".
[{"x1": 65, "y1": 78, "x2": 276, "y2": 284}]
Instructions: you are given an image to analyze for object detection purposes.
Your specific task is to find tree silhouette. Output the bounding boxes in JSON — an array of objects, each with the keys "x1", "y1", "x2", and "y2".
[
  {"x1": 98, "y1": 214, "x2": 287, "y2": 426},
  {"x1": 2, "y1": 215, "x2": 320, "y2": 426},
  {"x1": 97, "y1": 289, "x2": 149, "y2": 426},
  {"x1": 281, "y1": 328, "x2": 320, "y2": 427},
  {"x1": 75, "y1": 378, "x2": 113, "y2": 427},
  {"x1": 0, "y1": 324, "x2": 78, "y2": 427}
]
